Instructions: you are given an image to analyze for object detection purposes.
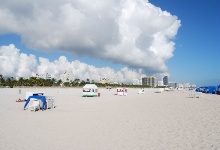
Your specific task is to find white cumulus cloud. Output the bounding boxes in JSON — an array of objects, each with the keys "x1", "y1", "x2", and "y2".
[
  {"x1": 0, "y1": 44, "x2": 37, "y2": 78},
  {"x1": 0, "y1": 0, "x2": 181, "y2": 74},
  {"x1": 0, "y1": 44, "x2": 147, "y2": 83}
]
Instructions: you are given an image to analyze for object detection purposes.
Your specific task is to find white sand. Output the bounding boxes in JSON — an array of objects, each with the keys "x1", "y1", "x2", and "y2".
[{"x1": 0, "y1": 87, "x2": 220, "y2": 150}]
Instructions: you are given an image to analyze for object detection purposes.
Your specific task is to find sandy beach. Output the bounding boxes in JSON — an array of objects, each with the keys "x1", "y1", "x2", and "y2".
[{"x1": 0, "y1": 87, "x2": 220, "y2": 150}]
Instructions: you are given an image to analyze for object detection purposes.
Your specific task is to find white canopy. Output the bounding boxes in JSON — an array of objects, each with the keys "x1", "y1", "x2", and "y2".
[{"x1": 83, "y1": 84, "x2": 98, "y2": 89}]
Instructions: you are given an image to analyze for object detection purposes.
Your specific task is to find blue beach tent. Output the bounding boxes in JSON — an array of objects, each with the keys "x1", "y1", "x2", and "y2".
[
  {"x1": 202, "y1": 86, "x2": 209, "y2": 93},
  {"x1": 24, "y1": 95, "x2": 47, "y2": 110},
  {"x1": 216, "y1": 85, "x2": 220, "y2": 95},
  {"x1": 195, "y1": 87, "x2": 203, "y2": 92},
  {"x1": 195, "y1": 88, "x2": 201, "y2": 92},
  {"x1": 207, "y1": 86, "x2": 217, "y2": 94},
  {"x1": 195, "y1": 86, "x2": 216, "y2": 94},
  {"x1": 196, "y1": 86, "x2": 208, "y2": 93}
]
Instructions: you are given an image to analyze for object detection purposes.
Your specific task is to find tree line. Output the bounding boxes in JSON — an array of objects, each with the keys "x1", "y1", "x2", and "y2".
[{"x1": 0, "y1": 75, "x2": 158, "y2": 88}]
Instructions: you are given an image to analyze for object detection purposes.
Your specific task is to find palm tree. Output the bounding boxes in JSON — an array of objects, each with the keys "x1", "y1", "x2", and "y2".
[
  {"x1": 56, "y1": 79, "x2": 62, "y2": 86},
  {"x1": 29, "y1": 77, "x2": 37, "y2": 86},
  {"x1": 5, "y1": 77, "x2": 14, "y2": 87},
  {"x1": 0, "y1": 75, "x2": 5, "y2": 86},
  {"x1": 18, "y1": 77, "x2": 24, "y2": 86},
  {"x1": 79, "y1": 80, "x2": 86, "y2": 87}
]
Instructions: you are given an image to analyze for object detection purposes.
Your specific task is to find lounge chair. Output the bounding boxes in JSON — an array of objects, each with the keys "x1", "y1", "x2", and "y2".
[
  {"x1": 193, "y1": 92, "x2": 203, "y2": 98},
  {"x1": 155, "y1": 88, "x2": 164, "y2": 93},
  {"x1": 28, "y1": 100, "x2": 40, "y2": 112},
  {"x1": 138, "y1": 89, "x2": 145, "y2": 94},
  {"x1": 188, "y1": 92, "x2": 203, "y2": 98}
]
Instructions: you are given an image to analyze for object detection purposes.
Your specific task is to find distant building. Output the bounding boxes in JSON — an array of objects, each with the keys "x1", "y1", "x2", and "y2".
[
  {"x1": 142, "y1": 77, "x2": 148, "y2": 86},
  {"x1": 110, "y1": 82, "x2": 119, "y2": 85},
  {"x1": 151, "y1": 77, "x2": 157, "y2": 87},
  {"x1": 163, "y1": 76, "x2": 168, "y2": 86},
  {"x1": 168, "y1": 82, "x2": 177, "y2": 88},
  {"x1": 100, "y1": 77, "x2": 110, "y2": 84},
  {"x1": 142, "y1": 76, "x2": 157, "y2": 87},
  {"x1": 178, "y1": 83, "x2": 197, "y2": 89},
  {"x1": 35, "y1": 73, "x2": 51, "y2": 80}
]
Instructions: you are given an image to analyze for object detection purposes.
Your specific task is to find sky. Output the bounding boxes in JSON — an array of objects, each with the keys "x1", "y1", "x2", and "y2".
[
  {"x1": 0, "y1": 0, "x2": 219, "y2": 86},
  {"x1": 149, "y1": 0, "x2": 220, "y2": 86}
]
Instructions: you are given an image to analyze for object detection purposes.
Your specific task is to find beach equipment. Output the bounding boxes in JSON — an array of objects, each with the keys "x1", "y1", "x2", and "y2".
[
  {"x1": 216, "y1": 85, "x2": 220, "y2": 95},
  {"x1": 189, "y1": 92, "x2": 203, "y2": 98},
  {"x1": 194, "y1": 92, "x2": 203, "y2": 98},
  {"x1": 16, "y1": 98, "x2": 25, "y2": 102},
  {"x1": 26, "y1": 92, "x2": 44, "y2": 100},
  {"x1": 46, "y1": 96, "x2": 55, "y2": 109},
  {"x1": 196, "y1": 86, "x2": 217, "y2": 94},
  {"x1": 138, "y1": 89, "x2": 145, "y2": 94},
  {"x1": 24, "y1": 95, "x2": 47, "y2": 110},
  {"x1": 82, "y1": 84, "x2": 98, "y2": 97},
  {"x1": 155, "y1": 88, "x2": 164, "y2": 93},
  {"x1": 207, "y1": 86, "x2": 217, "y2": 94},
  {"x1": 195, "y1": 88, "x2": 201, "y2": 92},
  {"x1": 196, "y1": 86, "x2": 208, "y2": 93},
  {"x1": 28, "y1": 100, "x2": 40, "y2": 112},
  {"x1": 116, "y1": 87, "x2": 128, "y2": 96}
]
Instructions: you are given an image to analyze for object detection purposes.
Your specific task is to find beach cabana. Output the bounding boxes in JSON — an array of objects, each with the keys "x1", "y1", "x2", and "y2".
[
  {"x1": 24, "y1": 92, "x2": 55, "y2": 111},
  {"x1": 216, "y1": 85, "x2": 220, "y2": 95},
  {"x1": 196, "y1": 86, "x2": 208, "y2": 93},
  {"x1": 82, "y1": 84, "x2": 98, "y2": 97},
  {"x1": 24, "y1": 95, "x2": 47, "y2": 110},
  {"x1": 196, "y1": 86, "x2": 217, "y2": 94},
  {"x1": 206, "y1": 86, "x2": 217, "y2": 94},
  {"x1": 116, "y1": 87, "x2": 128, "y2": 96}
]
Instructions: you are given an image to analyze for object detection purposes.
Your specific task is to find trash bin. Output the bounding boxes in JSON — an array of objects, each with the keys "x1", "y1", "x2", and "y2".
[{"x1": 98, "y1": 93, "x2": 100, "y2": 97}]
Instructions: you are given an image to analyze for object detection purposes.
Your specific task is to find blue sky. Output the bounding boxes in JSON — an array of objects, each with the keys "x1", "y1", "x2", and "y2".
[
  {"x1": 0, "y1": 0, "x2": 219, "y2": 86},
  {"x1": 150, "y1": 0, "x2": 220, "y2": 86}
]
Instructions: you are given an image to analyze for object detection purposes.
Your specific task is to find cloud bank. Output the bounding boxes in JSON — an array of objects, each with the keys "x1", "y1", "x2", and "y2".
[
  {"x1": 0, "y1": 44, "x2": 147, "y2": 83},
  {"x1": 0, "y1": 0, "x2": 181, "y2": 74}
]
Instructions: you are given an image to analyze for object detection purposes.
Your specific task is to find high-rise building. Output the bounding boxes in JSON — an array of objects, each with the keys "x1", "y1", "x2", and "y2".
[
  {"x1": 142, "y1": 77, "x2": 148, "y2": 86},
  {"x1": 163, "y1": 76, "x2": 168, "y2": 86},
  {"x1": 151, "y1": 77, "x2": 157, "y2": 87},
  {"x1": 142, "y1": 76, "x2": 157, "y2": 87}
]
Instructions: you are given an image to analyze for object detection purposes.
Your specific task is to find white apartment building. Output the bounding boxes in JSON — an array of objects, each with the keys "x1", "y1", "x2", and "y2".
[
  {"x1": 100, "y1": 77, "x2": 110, "y2": 84},
  {"x1": 35, "y1": 73, "x2": 51, "y2": 80}
]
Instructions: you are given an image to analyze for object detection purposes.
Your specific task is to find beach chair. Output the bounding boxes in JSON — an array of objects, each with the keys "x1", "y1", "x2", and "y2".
[
  {"x1": 46, "y1": 96, "x2": 55, "y2": 109},
  {"x1": 138, "y1": 89, "x2": 145, "y2": 94},
  {"x1": 188, "y1": 92, "x2": 203, "y2": 98},
  {"x1": 193, "y1": 92, "x2": 203, "y2": 98},
  {"x1": 155, "y1": 88, "x2": 164, "y2": 93},
  {"x1": 188, "y1": 92, "x2": 194, "y2": 98},
  {"x1": 28, "y1": 100, "x2": 40, "y2": 112}
]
